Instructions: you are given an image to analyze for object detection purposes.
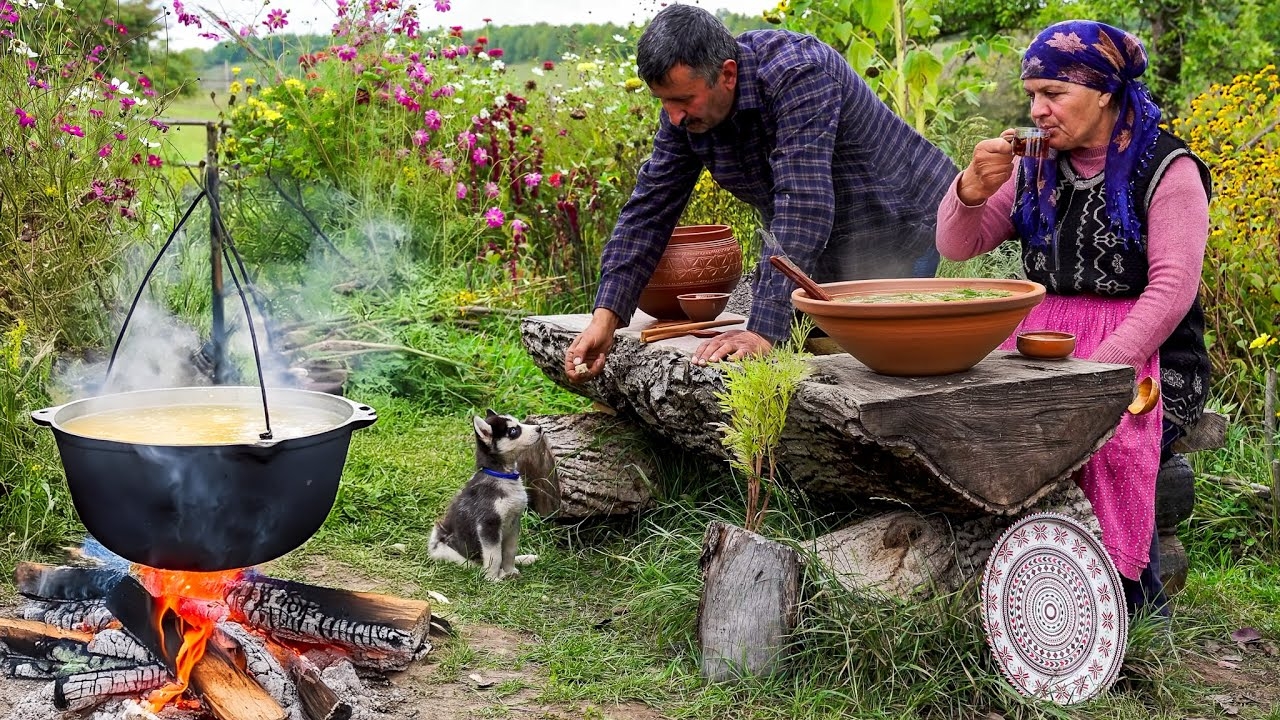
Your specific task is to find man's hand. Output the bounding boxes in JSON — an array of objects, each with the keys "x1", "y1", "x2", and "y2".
[
  {"x1": 691, "y1": 329, "x2": 773, "y2": 365},
  {"x1": 563, "y1": 308, "x2": 621, "y2": 382},
  {"x1": 956, "y1": 131, "x2": 1017, "y2": 206}
]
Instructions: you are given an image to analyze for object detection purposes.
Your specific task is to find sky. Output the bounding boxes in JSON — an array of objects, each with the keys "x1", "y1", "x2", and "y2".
[{"x1": 155, "y1": 0, "x2": 779, "y2": 51}]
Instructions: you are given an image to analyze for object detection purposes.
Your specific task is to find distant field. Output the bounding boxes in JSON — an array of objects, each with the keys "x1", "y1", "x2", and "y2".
[{"x1": 157, "y1": 93, "x2": 225, "y2": 168}]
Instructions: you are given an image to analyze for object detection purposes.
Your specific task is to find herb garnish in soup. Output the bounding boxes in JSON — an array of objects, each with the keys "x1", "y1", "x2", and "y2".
[
  {"x1": 838, "y1": 288, "x2": 1015, "y2": 304},
  {"x1": 61, "y1": 404, "x2": 343, "y2": 444}
]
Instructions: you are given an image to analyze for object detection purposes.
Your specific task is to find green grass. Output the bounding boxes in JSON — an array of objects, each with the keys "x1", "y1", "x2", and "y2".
[{"x1": 157, "y1": 93, "x2": 226, "y2": 171}]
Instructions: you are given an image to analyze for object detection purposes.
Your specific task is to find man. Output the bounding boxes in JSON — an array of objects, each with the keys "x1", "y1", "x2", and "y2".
[{"x1": 564, "y1": 4, "x2": 957, "y2": 378}]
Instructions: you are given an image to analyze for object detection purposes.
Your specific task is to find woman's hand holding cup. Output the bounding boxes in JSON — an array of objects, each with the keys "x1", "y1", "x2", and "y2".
[{"x1": 956, "y1": 130, "x2": 1020, "y2": 206}]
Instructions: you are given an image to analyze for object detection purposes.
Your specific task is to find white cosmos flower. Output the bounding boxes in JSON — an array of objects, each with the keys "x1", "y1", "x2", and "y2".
[
  {"x1": 531, "y1": 67, "x2": 545, "y2": 76},
  {"x1": 612, "y1": 34, "x2": 625, "y2": 43},
  {"x1": 491, "y1": 60, "x2": 504, "y2": 72}
]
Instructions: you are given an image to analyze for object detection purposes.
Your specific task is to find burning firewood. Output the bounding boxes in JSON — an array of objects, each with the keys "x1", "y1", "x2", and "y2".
[
  {"x1": 107, "y1": 575, "x2": 288, "y2": 720},
  {"x1": 263, "y1": 637, "x2": 353, "y2": 720},
  {"x1": 218, "y1": 621, "x2": 306, "y2": 720},
  {"x1": 225, "y1": 577, "x2": 432, "y2": 671}
]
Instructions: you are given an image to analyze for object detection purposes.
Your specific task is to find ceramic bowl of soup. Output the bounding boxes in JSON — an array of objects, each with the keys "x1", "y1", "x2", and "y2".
[
  {"x1": 790, "y1": 278, "x2": 1046, "y2": 375},
  {"x1": 31, "y1": 386, "x2": 377, "y2": 572}
]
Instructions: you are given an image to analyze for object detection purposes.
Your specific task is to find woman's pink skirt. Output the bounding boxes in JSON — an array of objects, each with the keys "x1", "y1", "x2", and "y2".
[{"x1": 1000, "y1": 293, "x2": 1161, "y2": 580}]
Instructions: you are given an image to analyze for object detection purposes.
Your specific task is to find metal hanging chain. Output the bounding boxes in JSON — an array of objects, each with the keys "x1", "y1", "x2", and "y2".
[
  {"x1": 106, "y1": 188, "x2": 208, "y2": 385},
  {"x1": 207, "y1": 192, "x2": 274, "y2": 441}
]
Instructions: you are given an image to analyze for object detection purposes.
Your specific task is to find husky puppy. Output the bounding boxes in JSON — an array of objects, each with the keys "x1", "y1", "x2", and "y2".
[{"x1": 428, "y1": 411, "x2": 542, "y2": 580}]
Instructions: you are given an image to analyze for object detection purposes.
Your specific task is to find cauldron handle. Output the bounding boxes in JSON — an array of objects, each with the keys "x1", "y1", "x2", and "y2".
[{"x1": 106, "y1": 189, "x2": 277, "y2": 441}]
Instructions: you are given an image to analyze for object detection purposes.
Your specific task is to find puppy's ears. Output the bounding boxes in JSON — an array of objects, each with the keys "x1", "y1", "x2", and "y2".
[
  {"x1": 473, "y1": 415, "x2": 493, "y2": 441},
  {"x1": 485, "y1": 407, "x2": 498, "y2": 418}
]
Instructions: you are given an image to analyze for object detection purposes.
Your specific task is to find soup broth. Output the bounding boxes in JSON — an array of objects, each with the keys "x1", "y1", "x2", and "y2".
[
  {"x1": 837, "y1": 288, "x2": 1015, "y2": 304},
  {"x1": 60, "y1": 403, "x2": 345, "y2": 444}
]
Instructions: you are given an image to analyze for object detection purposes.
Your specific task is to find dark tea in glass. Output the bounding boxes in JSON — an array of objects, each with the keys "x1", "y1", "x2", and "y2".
[{"x1": 1011, "y1": 127, "x2": 1049, "y2": 158}]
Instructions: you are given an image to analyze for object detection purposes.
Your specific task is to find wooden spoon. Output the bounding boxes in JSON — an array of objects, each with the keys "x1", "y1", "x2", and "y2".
[
  {"x1": 769, "y1": 255, "x2": 834, "y2": 302},
  {"x1": 1127, "y1": 376, "x2": 1160, "y2": 415}
]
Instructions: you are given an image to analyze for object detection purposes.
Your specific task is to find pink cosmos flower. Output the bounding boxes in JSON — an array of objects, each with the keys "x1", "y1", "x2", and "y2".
[
  {"x1": 524, "y1": 172, "x2": 541, "y2": 188},
  {"x1": 263, "y1": 8, "x2": 288, "y2": 31},
  {"x1": 455, "y1": 183, "x2": 467, "y2": 199},
  {"x1": 335, "y1": 45, "x2": 357, "y2": 62},
  {"x1": 484, "y1": 207, "x2": 504, "y2": 228},
  {"x1": 60, "y1": 123, "x2": 85, "y2": 137},
  {"x1": 487, "y1": 48, "x2": 504, "y2": 58},
  {"x1": 434, "y1": 0, "x2": 450, "y2": 11},
  {"x1": 471, "y1": 147, "x2": 489, "y2": 166},
  {"x1": 89, "y1": 108, "x2": 104, "y2": 118},
  {"x1": 423, "y1": 109, "x2": 442, "y2": 131},
  {"x1": 98, "y1": 144, "x2": 112, "y2": 157},
  {"x1": 484, "y1": 182, "x2": 499, "y2": 198},
  {"x1": 412, "y1": 129, "x2": 430, "y2": 146},
  {"x1": 114, "y1": 132, "x2": 127, "y2": 141},
  {"x1": 146, "y1": 154, "x2": 163, "y2": 167},
  {"x1": 1, "y1": 1, "x2": 20, "y2": 23},
  {"x1": 511, "y1": 219, "x2": 528, "y2": 237},
  {"x1": 14, "y1": 108, "x2": 35, "y2": 127}
]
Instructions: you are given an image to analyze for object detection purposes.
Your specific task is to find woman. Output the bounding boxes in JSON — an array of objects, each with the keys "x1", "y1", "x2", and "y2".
[{"x1": 937, "y1": 20, "x2": 1211, "y2": 615}]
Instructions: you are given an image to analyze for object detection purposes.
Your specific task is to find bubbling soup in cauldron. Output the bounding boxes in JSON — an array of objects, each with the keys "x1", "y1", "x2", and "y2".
[
  {"x1": 837, "y1": 288, "x2": 1015, "y2": 304},
  {"x1": 60, "y1": 403, "x2": 345, "y2": 445}
]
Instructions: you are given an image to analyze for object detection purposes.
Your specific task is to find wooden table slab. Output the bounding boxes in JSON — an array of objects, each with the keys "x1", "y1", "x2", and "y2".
[{"x1": 521, "y1": 312, "x2": 1136, "y2": 516}]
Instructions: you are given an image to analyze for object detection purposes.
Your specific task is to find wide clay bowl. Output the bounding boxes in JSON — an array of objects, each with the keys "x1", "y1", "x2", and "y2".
[
  {"x1": 1016, "y1": 331, "x2": 1077, "y2": 359},
  {"x1": 677, "y1": 292, "x2": 730, "y2": 321},
  {"x1": 791, "y1": 278, "x2": 1046, "y2": 376},
  {"x1": 637, "y1": 224, "x2": 742, "y2": 320}
]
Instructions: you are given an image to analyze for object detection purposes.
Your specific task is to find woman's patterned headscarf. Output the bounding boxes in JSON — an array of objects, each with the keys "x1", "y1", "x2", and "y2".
[{"x1": 1014, "y1": 20, "x2": 1161, "y2": 250}]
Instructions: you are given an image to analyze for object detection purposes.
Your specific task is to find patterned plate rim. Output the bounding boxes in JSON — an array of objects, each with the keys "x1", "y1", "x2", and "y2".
[{"x1": 980, "y1": 511, "x2": 1128, "y2": 705}]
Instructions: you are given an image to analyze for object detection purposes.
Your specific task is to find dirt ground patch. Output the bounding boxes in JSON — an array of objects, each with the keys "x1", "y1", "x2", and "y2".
[{"x1": 1178, "y1": 634, "x2": 1280, "y2": 718}]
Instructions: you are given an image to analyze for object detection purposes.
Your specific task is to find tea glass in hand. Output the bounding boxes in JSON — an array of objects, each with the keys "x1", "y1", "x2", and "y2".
[{"x1": 1010, "y1": 127, "x2": 1049, "y2": 158}]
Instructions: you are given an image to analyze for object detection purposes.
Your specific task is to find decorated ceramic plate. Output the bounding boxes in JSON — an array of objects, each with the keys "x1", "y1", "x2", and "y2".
[{"x1": 981, "y1": 512, "x2": 1127, "y2": 705}]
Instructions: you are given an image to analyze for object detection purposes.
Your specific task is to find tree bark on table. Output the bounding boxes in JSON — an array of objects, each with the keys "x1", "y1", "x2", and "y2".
[{"x1": 522, "y1": 313, "x2": 1134, "y2": 516}]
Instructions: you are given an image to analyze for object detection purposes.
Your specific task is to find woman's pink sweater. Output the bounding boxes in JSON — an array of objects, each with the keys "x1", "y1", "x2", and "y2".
[{"x1": 936, "y1": 144, "x2": 1209, "y2": 369}]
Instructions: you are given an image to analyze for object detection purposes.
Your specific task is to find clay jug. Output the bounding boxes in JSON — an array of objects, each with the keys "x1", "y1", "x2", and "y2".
[{"x1": 637, "y1": 225, "x2": 743, "y2": 320}]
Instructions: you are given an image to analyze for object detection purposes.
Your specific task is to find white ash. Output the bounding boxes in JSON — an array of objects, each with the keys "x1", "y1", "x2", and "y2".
[
  {"x1": 21, "y1": 599, "x2": 115, "y2": 632},
  {"x1": 319, "y1": 658, "x2": 409, "y2": 720}
]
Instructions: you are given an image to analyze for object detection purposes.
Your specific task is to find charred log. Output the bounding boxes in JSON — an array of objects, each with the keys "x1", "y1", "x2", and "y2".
[
  {"x1": 14, "y1": 561, "x2": 123, "y2": 601},
  {"x1": 225, "y1": 578, "x2": 432, "y2": 672},
  {"x1": 0, "y1": 617, "x2": 94, "y2": 656},
  {"x1": 52, "y1": 663, "x2": 171, "y2": 712},
  {"x1": 20, "y1": 598, "x2": 116, "y2": 632},
  {"x1": 264, "y1": 638, "x2": 353, "y2": 720},
  {"x1": 218, "y1": 622, "x2": 305, "y2": 720},
  {"x1": 88, "y1": 628, "x2": 155, "y2": 662}
]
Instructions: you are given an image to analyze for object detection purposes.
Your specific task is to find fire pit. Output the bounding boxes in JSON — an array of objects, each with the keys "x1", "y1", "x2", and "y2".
[
  {"x1": 32, "y1": 386, "x2": 377, "y2": 572},
  {"x1": 790, "y1": 278, "x2": 1046, "y2": 376}
]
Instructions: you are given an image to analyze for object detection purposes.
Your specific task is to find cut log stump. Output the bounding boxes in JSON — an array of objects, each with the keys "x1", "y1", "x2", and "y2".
[
  {"x1": 522, "y1": 412, "x2": 659, "y2": 519},
  {"x1": 1158, "y1": 533, "x2": 1189, "y2": 596},
  {"x1": 697, "y1": 521, "x2": 801, "y2": 681}
]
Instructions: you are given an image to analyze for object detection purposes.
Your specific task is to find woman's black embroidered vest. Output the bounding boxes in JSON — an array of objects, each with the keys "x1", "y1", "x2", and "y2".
[{"x1": 1012, "y1": 130, "x2": 1212, "y2": 431}]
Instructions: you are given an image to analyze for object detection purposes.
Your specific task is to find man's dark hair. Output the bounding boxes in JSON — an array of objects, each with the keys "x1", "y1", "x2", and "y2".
[{"x1": 636, "y1": 4, "x2": 738, "y2": 86}]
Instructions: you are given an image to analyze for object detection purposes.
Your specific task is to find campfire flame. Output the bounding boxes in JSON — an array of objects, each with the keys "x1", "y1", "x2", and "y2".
[{"x1": 134, "y1": 566, "x2": 245, "y2": 711}]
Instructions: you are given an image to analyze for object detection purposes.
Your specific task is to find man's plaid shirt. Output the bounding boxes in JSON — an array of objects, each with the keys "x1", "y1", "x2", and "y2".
[{"x1": 594, "y1": 30, "x2": 958, "y2": 342}]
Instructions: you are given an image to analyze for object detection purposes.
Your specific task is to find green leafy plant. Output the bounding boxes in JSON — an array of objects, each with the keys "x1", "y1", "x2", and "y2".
[
  {"x1": 715, "y1": 320, "x2": 812, "y2": 532},
  {"x1": 768, "y1": 0, "x2": 1014, "y2": 134}
]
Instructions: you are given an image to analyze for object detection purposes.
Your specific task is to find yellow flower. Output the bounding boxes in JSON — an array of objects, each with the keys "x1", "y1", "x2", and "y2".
[
  {"x1": 576, "y1": 62, "x2": 598, "y2": 74},
  {"x1": 1249, "y1": 334, "x2": 1276, "y2": 350},
  {"x1": 44, "y1": 186, "x2": 57, "y2": 196},
  {"x1": 623, "y1": 77, "x2": 644, "y2": 91},
  {"x1": 284, "y1": 78, "x2": 305, "y2": 91},
  {"x1": 245, "y1": 78, "x2": 257, "y2": 87},
  {"x1": 229, "y1": 81, "x2": 243, "y2": 94},
  {"x1": 232, "y1": 66, "x2": 242, "y2": 75}
]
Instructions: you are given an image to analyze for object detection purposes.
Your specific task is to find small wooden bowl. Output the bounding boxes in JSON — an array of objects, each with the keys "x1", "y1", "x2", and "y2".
[
  {"x1": 677, "y1": 292, "x2": 730, "y2": 322},
  {"x1": 1128, "y1": 376, "x2": 1160, "y2": 415},
  {"x1": 1016, "y1": 331, "x2": 1076, "y2": 359}
]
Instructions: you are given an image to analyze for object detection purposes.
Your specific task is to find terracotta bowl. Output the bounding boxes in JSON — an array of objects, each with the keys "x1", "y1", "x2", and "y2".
[
  {"x1": 677, "y1": 292, "x2": 730, "y2": 322},
  {"x1": 1016, "y1": 331, "x2": 1076, "y2": 359},
  {"x1": 790, "y1": 278, "x2": 1046, "y2": 376}
]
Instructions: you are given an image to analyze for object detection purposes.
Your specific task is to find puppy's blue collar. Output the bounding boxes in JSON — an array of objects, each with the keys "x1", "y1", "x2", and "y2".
[{"x1": 482, "y1": 468, "x2": 521, "y2": 481}]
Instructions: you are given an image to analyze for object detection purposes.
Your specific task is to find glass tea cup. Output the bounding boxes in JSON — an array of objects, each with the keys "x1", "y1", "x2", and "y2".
[{"x1": 1010, "y1": 127, "x2": 1049, "y2": 158}]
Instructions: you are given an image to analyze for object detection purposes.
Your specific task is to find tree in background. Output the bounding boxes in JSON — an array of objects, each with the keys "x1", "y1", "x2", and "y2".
[
  {"x1": 766, "y1": 0, "x2": 1014, "y2": 139},
  {"x1": 936, "y1": 0, "x2": 1278, "y2": 113}
]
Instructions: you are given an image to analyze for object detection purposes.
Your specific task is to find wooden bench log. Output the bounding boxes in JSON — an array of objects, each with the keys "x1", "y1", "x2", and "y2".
[
  {"x1": 522, "y1": 412, "x2": 659, "y2": 519},
  {"x1": 522, "y1": 313, "x2": 1134, "y2": 516}
]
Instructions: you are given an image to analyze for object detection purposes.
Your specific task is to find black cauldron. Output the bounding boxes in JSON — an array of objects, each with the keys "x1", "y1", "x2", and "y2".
[{"x1": 32, "y1": 386, "x2": 376, "y2": 572}]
